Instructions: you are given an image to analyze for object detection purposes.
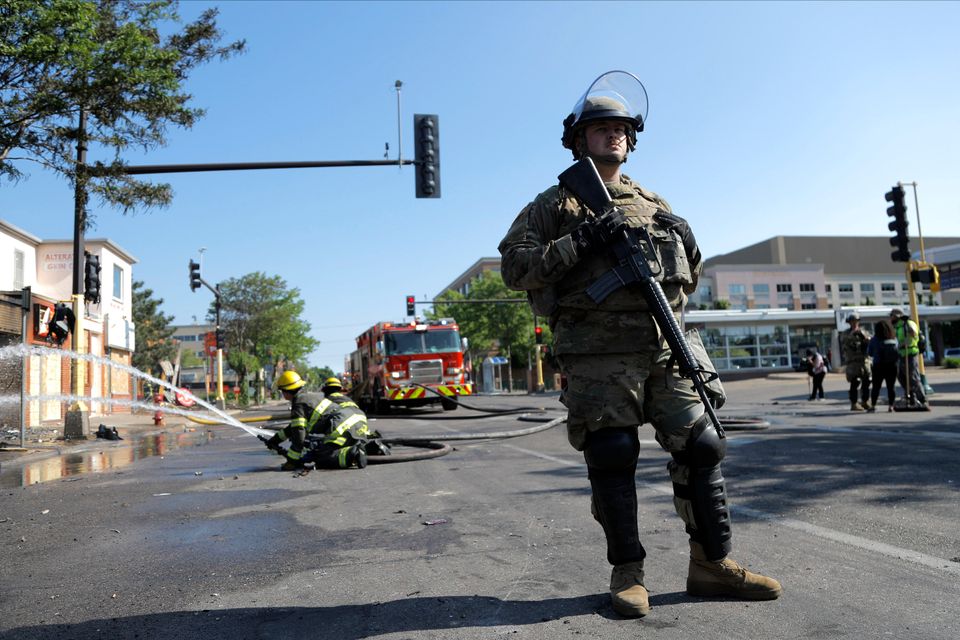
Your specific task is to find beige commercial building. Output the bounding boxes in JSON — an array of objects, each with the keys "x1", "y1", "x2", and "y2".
[{"x1": 1, "y1": 219, "x2": 137, "y2": 428}]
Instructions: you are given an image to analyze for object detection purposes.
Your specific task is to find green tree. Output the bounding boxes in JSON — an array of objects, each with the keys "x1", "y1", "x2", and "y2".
[
  {"x1": 211, "y1": 272, "x2": 319, "y2": 395},
  {"x1": 431, "y1": 270, "x2": 546, "y2": 367},
  {"x1": 303, "y1": 366, "x2": 336, "y2": 391},
  {"x1": 178, "y1": 348, "x2": 203, "y2": 368},
  {"x1": 131, "y1": 279, "x2": 176, "y2": 377},
  {"x1": 0, "y1": 0, "x2": 244, "y2": 227}
]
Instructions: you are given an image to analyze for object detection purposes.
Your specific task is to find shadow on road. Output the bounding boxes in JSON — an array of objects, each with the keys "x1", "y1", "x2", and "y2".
[{"x1": 2, "y1": 590, "x2": 705, "y2": 639}]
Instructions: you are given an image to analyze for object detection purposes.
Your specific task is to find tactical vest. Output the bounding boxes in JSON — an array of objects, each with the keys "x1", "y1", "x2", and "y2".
[
  {"x1": 552, "y1": 179, "x2": 694, "y2": 312},
  {"x1": 842, "y1": 329, "x2": 869, "y2": 364}
]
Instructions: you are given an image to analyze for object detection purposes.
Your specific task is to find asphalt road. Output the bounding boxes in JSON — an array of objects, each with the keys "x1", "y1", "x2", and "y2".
[{"x1": 2, "y1": 371, "x2": 959, "y2": 639}]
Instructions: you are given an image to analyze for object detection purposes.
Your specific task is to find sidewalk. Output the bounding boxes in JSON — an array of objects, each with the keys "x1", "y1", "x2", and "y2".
[{"x1": 0, "y1": 400, "x2": 288, "y2": 468}]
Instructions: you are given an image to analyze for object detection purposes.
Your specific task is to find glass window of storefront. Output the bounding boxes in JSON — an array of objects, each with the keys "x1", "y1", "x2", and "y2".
[{"x1": 699, "y1": 323, "x2": 837, "y2": 372}]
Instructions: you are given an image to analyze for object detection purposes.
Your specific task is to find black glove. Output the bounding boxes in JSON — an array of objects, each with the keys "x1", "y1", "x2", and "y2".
[
  {"x1": 570, "y1": 208, "x2": 628, "y2": 257},
  {"x1": 259, "y1": 434, "x2": 282, "y2": 453}
]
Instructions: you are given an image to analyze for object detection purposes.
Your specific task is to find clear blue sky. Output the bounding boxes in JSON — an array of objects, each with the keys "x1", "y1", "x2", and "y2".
[{"x1": 4, "y1": 1, "x2": 959, "y2": 372}]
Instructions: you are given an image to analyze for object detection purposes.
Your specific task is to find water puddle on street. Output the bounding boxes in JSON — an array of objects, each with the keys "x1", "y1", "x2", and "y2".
[{"x1": 0, "y1": 430, "x2": 215, "y2": 488}]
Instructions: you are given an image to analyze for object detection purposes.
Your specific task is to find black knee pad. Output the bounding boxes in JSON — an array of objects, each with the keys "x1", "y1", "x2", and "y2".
[
  {"x1": 672, "y1": 414, "x2": 726, "y2": 469},
  {"x1": 676, "y1": 414, "x2": 731, "y2": 560},
  {"x1": 584, "y1": 427, "x2": 640, "y2": 472}
]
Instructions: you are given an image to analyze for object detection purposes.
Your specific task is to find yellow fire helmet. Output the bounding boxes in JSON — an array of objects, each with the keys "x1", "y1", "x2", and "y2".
[
  {"x1": 322, "y1": 376, "x2": 343, "y2": 391},
  {"x1": 276, "y1": 370, "x2": 306, "y2": 391}
]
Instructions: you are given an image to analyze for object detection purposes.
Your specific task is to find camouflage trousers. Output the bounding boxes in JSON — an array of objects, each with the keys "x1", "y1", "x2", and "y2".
[{"x1": 559, "y1": 350, "x2": 709, "y2": 536}]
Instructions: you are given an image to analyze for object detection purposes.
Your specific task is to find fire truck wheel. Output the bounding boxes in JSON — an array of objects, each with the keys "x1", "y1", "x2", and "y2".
[{"x1": 441, "y1": 397, "x2": 458, "y2": 411}]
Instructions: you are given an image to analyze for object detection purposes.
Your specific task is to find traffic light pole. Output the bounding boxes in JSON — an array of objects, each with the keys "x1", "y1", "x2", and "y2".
[
  {"x1": 66, "y1": 109, "x2": 90, "y2": 439},
  {"x1": 900, "y1": 181, "x2": 932, "y2": 392},
  {"x1": 534, "y1": 317, "x2": 544, "y2": 393},
  {"x1": 903, "y1": 181, "x2": 926, "y2": 263},
  {"x1": 215, "y1": 289, "x2": 225, "y2": 410}
]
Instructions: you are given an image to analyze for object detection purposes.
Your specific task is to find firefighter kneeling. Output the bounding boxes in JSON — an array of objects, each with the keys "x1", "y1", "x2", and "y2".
[{"x1": 261, "y1": 371, "x2": 370, "y2": 471}]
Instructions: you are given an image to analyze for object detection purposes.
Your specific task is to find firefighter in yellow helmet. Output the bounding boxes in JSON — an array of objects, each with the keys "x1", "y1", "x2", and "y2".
[
  {"x1": 261, "y1": 370, "x2": 369, "y2": 470},
  {"x1": 304, "y1": 375, "x2": 372, "y2": 468}
]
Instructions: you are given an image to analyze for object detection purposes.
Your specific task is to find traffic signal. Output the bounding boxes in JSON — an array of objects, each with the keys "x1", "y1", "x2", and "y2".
[
  {"x1": 215, "y1": 328, "x2": 225, "y2": 350},
  {"x1": 406, "y1": 295, "x2": 416, "y2": 316},
  {"x1": 49, "y1": 303, "x2": 75, "y2": 346},
  {"x1": 535, "y1": 326, "x2": 543, "y2": 344},
  {"x1": 83, "y1": 251, "x2": 101, "y2": 304},
  {"x1": 414, "y1": 114, "x2": 440, "y2": 198},
  {"x1": 885, "y1": 185, "x2": 910, "y2": 262},
  {"x1": 189, "y1": 260, "x2": 202, "y2": 291},
  {"x1": 910, "y1": 265, "x2": 940, "y2": 286}
]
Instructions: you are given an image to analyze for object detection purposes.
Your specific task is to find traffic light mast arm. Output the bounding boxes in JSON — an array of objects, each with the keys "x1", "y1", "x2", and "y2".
[
  {"x1": 425, "y1": 298, "x2": 529, "y2": 304},
  {"x1": 197, "y1": 275, "x2": 219, "y2": 297},
  {"x1": 112, "y1": 159, "x2": 415, "y2": 175}
]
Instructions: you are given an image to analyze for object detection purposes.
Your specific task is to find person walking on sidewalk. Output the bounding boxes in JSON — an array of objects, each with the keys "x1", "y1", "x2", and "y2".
[
  {"x1": 807, "y1": 348, "x2": 827, "y2": 400},
  {"x1": 841, "y1": 313, "x2": 872, "y2": 411},
  {"x1": 498, "y1": 70, "x2": 781, "y2": 618}
]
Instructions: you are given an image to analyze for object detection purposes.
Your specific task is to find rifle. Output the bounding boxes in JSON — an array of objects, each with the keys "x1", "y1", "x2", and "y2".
[{"x1": 558, "y1": 157, "x2": 725, "y2": 438}]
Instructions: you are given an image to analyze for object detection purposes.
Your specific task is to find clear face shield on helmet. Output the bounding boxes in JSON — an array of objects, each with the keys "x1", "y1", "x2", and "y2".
[
  {"x1": 569, "y1": 70, "x2": 649, "y2": 131},
  {"x1": 562, "y1": 70, "x2": 649, "y2": 159}
]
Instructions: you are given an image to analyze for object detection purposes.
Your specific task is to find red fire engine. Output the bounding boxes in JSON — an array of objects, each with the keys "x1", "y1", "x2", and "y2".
[{"x1": 349, "y1": 318, "x2": 472, "y2": 413}]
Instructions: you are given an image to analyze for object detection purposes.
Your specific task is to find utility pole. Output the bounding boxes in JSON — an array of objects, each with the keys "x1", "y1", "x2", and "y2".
[{"x1": 65, "y1": 109, "x2": 89, "y2": 439}]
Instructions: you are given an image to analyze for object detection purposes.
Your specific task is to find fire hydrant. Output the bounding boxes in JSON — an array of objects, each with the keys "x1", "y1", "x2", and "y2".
[{"x1": 153, "y1": 391, "x2": 165, "y2": 426}]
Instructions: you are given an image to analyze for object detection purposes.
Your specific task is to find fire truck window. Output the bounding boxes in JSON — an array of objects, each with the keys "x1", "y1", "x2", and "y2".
[
  {"x1": 385, "y1": 332, "x2": 422, "y2": 355},
  {"x1": 425, "y1": 330, "x2": 461, "y2": 353}
]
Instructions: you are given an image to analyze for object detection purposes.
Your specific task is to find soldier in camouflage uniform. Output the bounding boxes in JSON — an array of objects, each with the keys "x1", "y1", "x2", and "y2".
[
  {"x1": 841, "y1": 313, "x2": 872, "y2": 411},
  {"x1": 498, "y1": 71, "x2": 781, "y2": 617}
]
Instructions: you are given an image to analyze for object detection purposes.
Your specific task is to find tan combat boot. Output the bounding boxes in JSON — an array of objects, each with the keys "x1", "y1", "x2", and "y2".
[
  {"x1": 687, "y1": 542, "x2": 782, "y2": 600},
  {"x1": 850, "y1": 402, "x2": 863, "y2": 411},
  {"x1": 610, "y1": 560, "x2": 650, "y2": 617}
]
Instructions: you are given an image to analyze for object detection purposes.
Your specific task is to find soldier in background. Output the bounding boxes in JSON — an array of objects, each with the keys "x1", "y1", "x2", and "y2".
[
  {"x1": 841, "y1": 313, "x2": 872, "y2": 411},
  {"x1": 498, "y1": 71, "x2": 780, "y2": 618}
]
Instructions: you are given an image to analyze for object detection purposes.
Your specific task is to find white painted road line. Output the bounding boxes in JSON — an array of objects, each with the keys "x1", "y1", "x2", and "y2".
[{"x1": 507, "y1": 443, "x2": 960, "y2": 576}]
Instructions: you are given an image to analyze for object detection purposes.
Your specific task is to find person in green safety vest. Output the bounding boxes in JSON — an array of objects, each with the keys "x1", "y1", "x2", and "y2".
[{"x1": 889, "y1": 308, "x2": 929, "y2": 410}]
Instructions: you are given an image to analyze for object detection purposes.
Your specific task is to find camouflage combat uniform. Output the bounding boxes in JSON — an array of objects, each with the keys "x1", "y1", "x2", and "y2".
[
  {"x1": 842, "y1": 326, "x2": 872, "y2": 409},
  {"x1": 499, "y1": 175, "x2": 705, "y2": 450},
  {"x1": 498, "y1": 175, "x2": 727, "y2": 548}
]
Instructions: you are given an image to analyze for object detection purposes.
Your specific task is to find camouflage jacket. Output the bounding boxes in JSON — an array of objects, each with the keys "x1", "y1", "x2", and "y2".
[
  {"x1": 842, "y1": 328, "x2": 871, "y2": 365},
  {"x1": 498, "y1": 174, "x2": 702, "y2": 355}
]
